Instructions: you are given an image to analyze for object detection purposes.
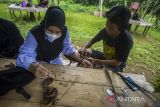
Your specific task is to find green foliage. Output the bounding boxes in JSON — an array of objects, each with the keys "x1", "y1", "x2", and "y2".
[
  {"x1": 72, "y1": 0, "x2": 130, "y2": 7},
  {"x1": 60, "y1": 0, "x2": 98, "y2": 13},
  {"x1": 142, "y1": 0, "x2": 160, "y2": 17},
  {"x1": 65, "y1": 12, "x2": 105, "y2": 50},
  {"x1": 73, "y1": 0, "x2": 99, "y2": 5},
  {"x1": 104, "y1": 0, "x2": 130, "y2": 8}
]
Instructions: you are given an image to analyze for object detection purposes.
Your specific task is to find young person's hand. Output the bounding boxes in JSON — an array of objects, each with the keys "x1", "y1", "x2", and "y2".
[
  {"x1": 86, "y1": 58, "x2": 103, "y2": 69},
  {"x1": 79, "y1": 46, "x2": 87, "y2": 57},
  {"x1": 29, "y1": 62, "x2": 51, "y2": 78},
  {"x1": 86, "y1": 58, "x2": 102, "y2": 64},
  {"x1": 81, "y1": 59, "x2": 93, "y2": 68},
  {"x1": 79, "y1": 48, "x2": 92, "y2": 58}
]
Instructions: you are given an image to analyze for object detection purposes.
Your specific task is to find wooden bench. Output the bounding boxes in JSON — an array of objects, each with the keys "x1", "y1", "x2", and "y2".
[
  {"x1": 0, "y1": 58, "x2": 157, "y2": 107},
  {"x1": 129, "y1": 19, "x2": 153, "y2": 37},
  {"x1": 8, "y1": 4, "x2": 47, "y2": 21}
]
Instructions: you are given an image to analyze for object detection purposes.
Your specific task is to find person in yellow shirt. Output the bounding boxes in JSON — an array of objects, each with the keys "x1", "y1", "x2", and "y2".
[{"x1": 80, "y1": 6, "x2": 133, "y2": 72}]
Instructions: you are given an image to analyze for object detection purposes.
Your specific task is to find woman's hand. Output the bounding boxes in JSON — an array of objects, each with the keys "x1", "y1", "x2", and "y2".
[{"x1": 29, "y1": 62, "x2": 51, "y2": 78}]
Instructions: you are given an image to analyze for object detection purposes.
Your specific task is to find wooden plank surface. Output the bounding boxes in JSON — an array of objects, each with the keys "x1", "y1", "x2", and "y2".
[
  {"x1": 44, "y1": 64, "x2": 109, "y2": 86},
  {"x1": 0, "y1": 58, "x2": 15, "y2": 70},
  {"x1": 8, "y1": 4, "x2": 47, "y2": 12},
  {"x1": 0, "y1": 59, "x2": 156, "y2": 107},
  {"x1": 104, "y1": 69, "x2": 156, "y2": 107}
]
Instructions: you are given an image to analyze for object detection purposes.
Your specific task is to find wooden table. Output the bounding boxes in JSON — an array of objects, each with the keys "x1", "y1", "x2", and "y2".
[
  {"x1": 8, "y1": 4, "x2": 47, "y2": 21},
  {"x1": 129, "y1": 19, "x2": 153, "y2": 37},
  {"x1": 0, "y1": 58, "x2": 157, "y2": 107}
]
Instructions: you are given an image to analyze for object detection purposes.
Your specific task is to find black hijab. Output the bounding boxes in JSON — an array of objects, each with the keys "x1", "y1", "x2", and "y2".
[
  {"x1": 30, "y1": 6, "x2": 67, "y2": 41},
  {"x1": 41, "y1": 6, "x2": 66, "y2": 30},
  {"x1": 30, "y1": 6, "x2": 67, "y2": 62}
]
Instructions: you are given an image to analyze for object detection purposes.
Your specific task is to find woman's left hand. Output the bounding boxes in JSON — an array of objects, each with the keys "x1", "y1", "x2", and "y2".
[{"x1": 81, "y1": 59, "x2": 93, "y2": 68}]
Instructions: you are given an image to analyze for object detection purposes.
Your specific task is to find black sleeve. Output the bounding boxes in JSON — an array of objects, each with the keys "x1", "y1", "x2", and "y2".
[
  {"x1": 9, "y1": 22, "x2": 24, "y2": 45},
  {"x1": 0, "y1": 19, "x2": 24, "y2": 57},
  {"x1": 115, "y1": 38, "x2": 133, "y2": 62},
  {"x1": 90, "y1": 29, "x2": 104, "y2": 44}
]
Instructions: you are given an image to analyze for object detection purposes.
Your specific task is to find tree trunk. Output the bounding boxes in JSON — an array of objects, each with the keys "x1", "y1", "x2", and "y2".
[{"x1": 155, "y1": 17, "x2": 159, "y2": 29}]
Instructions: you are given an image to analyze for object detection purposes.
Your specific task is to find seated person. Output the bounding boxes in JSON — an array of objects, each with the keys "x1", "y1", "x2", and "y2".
[
  {"x1": 132, "y1": 11, "x2": 140, "y2": 21},
  {"x1": 129, "y1": 0, "x2": 141, "y2": 21},
  {"x1": 129, "y1": 0, "x2": 141, "y2": 12},
  {"x1": 0, "y1": 18, "x2": 24, "y2": 58},
  {"x1": 20, "y1": 0, "x2": 32, "y2": 7},
  {"x1": 16, "y1": 6, "x2": 92, "y2": 77},
  {"x1": 79, "y1": 6, "x2": 133, "y2": 72},
  {"x1": 21, "y1": 0, "x2": 28, "y2": 7}
]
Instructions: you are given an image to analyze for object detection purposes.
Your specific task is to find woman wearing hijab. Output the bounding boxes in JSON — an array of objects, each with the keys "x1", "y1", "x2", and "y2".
[{"x1": 16, "y1": 6, "x2": 92, "y2": 77}]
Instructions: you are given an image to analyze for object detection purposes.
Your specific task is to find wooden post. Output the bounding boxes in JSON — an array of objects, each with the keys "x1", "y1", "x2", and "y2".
[
  {"x1": 100, "y1": 0, "x2": 103, "y2": 18},
  {"x1": 28, "y1": 0, "x2": 36, "y2": 20},
  {"x1": 58, "y1": 0, "x2": 60, "y2": 6}
]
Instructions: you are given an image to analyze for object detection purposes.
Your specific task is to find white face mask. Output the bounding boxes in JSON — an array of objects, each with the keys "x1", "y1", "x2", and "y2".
[{"x1": 45, "y1": 31, "x2": 61, "y2": 42}]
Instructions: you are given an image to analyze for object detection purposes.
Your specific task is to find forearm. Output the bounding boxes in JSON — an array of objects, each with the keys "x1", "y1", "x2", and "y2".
[
  {"x1": 69, "y1": 51, "x2": 83, "y2": 63},
  {"x1": 101, "y1": 59, "x2": 122, "y2": 67},
  {"x1": 84, "y1": 35, "x2": 102, "y2": 48},
  {"x1": 84, "y1": 41, "x2": 93, "y2": 48},
  {"x1": 89, "y1": 58, "x2": 122, "y2": 67},
  {"x1": 16, "y1": 55, "x2": 37, "y2": 70},
  {"x1": 16, "y1": 32, "x2": 38, "y2": 70},
  {"x1": 84, "y1": 38, "x2": 99, "y2": 48}
]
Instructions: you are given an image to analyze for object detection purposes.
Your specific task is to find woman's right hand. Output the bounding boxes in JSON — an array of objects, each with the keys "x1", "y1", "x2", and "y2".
[{"x1": 29, "y1": 62, "x2": 51, "y2": 78}]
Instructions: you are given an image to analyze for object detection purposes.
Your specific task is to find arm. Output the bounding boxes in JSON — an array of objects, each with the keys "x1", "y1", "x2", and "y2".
[
  {"x1": 16, "y1": 32, "x2": 37, "y2": 70},
  {"x1": 62, "y1": 28, "x2": 92, "y2": 68},
  {"x1": 62, "y1": 28, "x2": 82, "y2": 62},
  {"x1": 62, "y1": 28, "x2": 76, "y2": 55},
  {"x1": 7, "y1": 21, "x2": 24, "y2": 57},
  {"x1": 16, "y1": 31, "x2": 50, "y2": 77},
  {"x1": 101, "y1": 59, "x2": 122, "y2": 67},
  {"x1": 88, "y1": 36, "x2": 133, "y2": 67},
  {"x1": 83, "y1": 29, "x2": 104, "y2": 48},
  {"x1": 79, "y1": 29, "x2": 104, "y2": 57},
  {"x1": 87, "y1": 58, "x2": 122, "y2": 67}
]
